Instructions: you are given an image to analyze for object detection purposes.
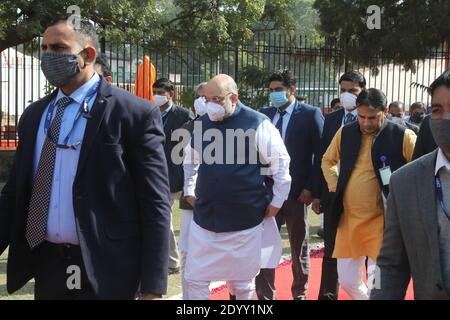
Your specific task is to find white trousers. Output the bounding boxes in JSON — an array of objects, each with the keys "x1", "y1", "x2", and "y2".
[
  {"x1": 181, "y1": 253, "x2": 189, "y2": 299},
  {"x1": 179, "y1": 209, "x2": 194, "y2": 300},
  {"x1": 169, "y1": 193, "x2": 180, "y2": 270},
  {"x1": 187, "y1": 279, "x2": 256, "y2": 300},
  {"x1": 337, "y1": 257, "x2": 376, "y2": 300}
]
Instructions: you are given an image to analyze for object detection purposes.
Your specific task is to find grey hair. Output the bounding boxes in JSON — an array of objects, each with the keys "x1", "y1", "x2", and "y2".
[
  {"x1": 195, "y1": 82, "x2": 208, "y2": 94},
  {"x1": 225, "y1": 80, "x2": 238, "y2": 94}
]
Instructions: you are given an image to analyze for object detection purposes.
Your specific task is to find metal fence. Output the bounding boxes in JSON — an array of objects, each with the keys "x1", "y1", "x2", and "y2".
[{"x1": 1, "y1": 33, "x2": 449, "y2": 149}]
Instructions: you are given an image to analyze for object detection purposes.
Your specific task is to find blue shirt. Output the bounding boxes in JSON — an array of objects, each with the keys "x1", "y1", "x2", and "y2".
[
  {"x1": 33, "y1": 73, "x2": 100, "y2": 245},
  {"x1": 272, "y1": 100, "x2": 295, "y2": 141}
]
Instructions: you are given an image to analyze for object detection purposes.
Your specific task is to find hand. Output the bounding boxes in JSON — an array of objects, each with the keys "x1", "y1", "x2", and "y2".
[
  {"x1": 139, "y1": 293, "x2": 163, "y2": 300},
  {"x1": 311, "y1": 198, "x2": 322, "y2": 214},
  {"x1": 298, "y1": 189, "x2": 313, "y2": 205},
  {"x1": 184, "y1": 196, "x2": 196, "y2": 207},
  {"x1": 265, "y1": 205, "x2": 280, "y2": 218}
]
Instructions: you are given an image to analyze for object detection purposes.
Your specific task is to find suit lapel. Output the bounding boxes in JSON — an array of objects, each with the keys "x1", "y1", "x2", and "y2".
[
  {"x1": 332, "y1": 109, "x2": 345, "y2": 133},
  {"x1": 284, "y1": 101, "x2": 302, "y2": 142},
  {"x1": 75, "y1": 78, "x2": 112, "y2": 179},
  {"x1": 417, "y1": 150, "x2": 443, "y2": 284},
  {"x1": 265, "y1": 107, "x2": 277, "y2": 121},
  {"x1": 19, "y1": 92, "x2": 57, "y2": 187},
  {"x1": 164, "y1": 105, "x2": 176, "y2": 138}
]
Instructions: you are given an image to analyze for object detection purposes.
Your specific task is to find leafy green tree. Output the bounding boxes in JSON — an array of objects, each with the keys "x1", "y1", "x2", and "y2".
[
  {"x1": 313, "y1": 0, "x2": 450, "y2": 69},
  {"x1": 0, "y1": 0, "x2": 296, "y2": 53}
]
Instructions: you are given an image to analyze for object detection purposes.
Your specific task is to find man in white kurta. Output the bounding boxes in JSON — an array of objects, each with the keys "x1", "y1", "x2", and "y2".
[{"x1": 182, "y1": 74, "x2": 291, "y2": 300}]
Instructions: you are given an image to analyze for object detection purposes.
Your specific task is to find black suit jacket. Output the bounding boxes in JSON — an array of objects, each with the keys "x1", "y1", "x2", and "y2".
[
  {"x1": 163, "y1": 105, "x2": 194, "y2": 193},
  {"x1": 405, "y1": 121, "x2": 419, "y2": 135},
  {"x1": 261, "y1": 102, "x2": 324, "y2": 200},
  {"x1": 412, "y1": 114, "x2": 437, "y2": 160},
  {"x1": 311, "y1": 108, "x2": 345, "y2": 203},
  {"x1": 0, "y1": 77, "x2": 172, "y2": 299}
]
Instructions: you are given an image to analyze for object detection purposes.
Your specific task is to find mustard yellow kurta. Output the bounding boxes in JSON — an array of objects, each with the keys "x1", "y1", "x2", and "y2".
[{"x1": 321, "y1": 127, "x2": 416, "y2": 261}]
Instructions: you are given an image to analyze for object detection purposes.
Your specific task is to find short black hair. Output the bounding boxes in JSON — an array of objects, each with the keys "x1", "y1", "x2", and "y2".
[
  {"x1": 388, "y1": 101, "x2": 404, "y2": 111},
  {"x1": 47, "y1": 17, "x2": 100, "y2": 52},
  {"x1": 356, "y1": 88, "x2": 387, "y2": 111},
  {"x1": 429, "y1": 69, "x2": 450, "y2": 96},
  {"x1": 153, "y1": 78, "x2": 175, "y2": 92},
  {"x1": 268, "y1": 69, "x2": 296, "y2": 88},
  {"x1": 339, "y1": 71, "x2": 366, "y2": 88},
  {"x1": 330, "y1": 98, "x2": 341, "y2": 108},
  {"x1": 95, "y1": 54, "x2": 112, "y2": 78},
  {"x1": 410, "y1": 102, "x2": 426, "y2": 112}
]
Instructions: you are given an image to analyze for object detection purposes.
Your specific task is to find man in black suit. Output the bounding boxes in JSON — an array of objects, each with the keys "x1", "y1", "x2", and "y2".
[
  {"x1": 311, "y1": 71, "x2": 366, "y2": 300},
  {"x1": 388, "y1": 101, "x2": 419, "y2": 134},
  {"x1": 0, "y1": 18, "x2": 171, "y2": 300},
  {"x1": 412, "y1": 114, "x2": 438, "y2": 160},
  {"x1": 258, "y1": 69, "x2": 324, "y2": 300},
  {"x1": 330, "y1": 98, "x2": 343, "y2": 112},
  {"x1": 152, "y1": 78, "x2": 194, "y2": 274}
]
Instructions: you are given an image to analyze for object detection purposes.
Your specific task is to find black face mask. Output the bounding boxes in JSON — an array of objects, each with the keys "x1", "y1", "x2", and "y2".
[
  {"x1": 411, "y1": 113, "x2": 424, "y2": 123},
  {"x1": 41, "y1": 50, "x2": 85, "y2": 88},
  {"x1": 430, "y1": 118, "x2": 450, "y2": 153}
]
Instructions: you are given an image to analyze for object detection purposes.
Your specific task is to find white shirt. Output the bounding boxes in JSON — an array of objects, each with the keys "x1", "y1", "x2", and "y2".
[
  {"x1": 342, "y1": 108, "x2": 358, "y2": 126},
  {"x1": 271, "y1": 100, "x2": 296, "y2": 141},
  {"x1": 183, "y1": 118, "x2": 291, "y2": 209},
  {"x1": 435, "y1": 148, "x2": 450, "y2": 175}
]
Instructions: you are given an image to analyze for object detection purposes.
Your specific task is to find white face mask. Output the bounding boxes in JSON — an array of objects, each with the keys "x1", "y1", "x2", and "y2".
[
  {"x1": 153, "y1": 94, "x2": 169, "y2": 107},
  {"x1": 206, "y1": 102, "x2": 226, "y2": 122},
  {"x1": 194, "y1": 97, "x2": 207, "y2": 116},
  {"x1": 340, "y1": 92, "x2": 357, "y2": 111},
  {"x1": 390, "y1": 116, "x2": 404, "y2": 126}
]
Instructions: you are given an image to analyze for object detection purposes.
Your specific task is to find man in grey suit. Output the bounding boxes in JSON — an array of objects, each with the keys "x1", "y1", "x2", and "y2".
[{"x1": 371, "y1": 69, "x2": 450, "y2": 300}]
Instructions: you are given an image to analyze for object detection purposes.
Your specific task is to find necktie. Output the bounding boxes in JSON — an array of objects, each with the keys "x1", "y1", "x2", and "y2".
[
  {"x1": 26, "y1": 96, "x2": 73, "y2": 249},
  {"x1": 161, "y1": 111, "x2": 169, "y2": 128},
  {"x1": 275, "y1": 110, "x2": 287, "y2": 139},
  {"x1": 344, "y1": 113, "x2": 356, "y2": 125}
]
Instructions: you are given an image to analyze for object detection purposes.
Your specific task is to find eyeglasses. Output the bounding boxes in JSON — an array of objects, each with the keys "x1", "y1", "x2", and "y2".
[{"x1": 205, "y1": 93, "x2": 232, "y2": 104}]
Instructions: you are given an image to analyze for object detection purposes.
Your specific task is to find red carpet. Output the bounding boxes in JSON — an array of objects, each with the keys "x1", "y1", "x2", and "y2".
[{"x1": 210, "y1": 249, "x2": 414, "y2": 300}]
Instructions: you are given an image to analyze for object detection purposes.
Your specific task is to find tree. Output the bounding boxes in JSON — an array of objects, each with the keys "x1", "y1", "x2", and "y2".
[
  {"x1": 313, "y1": 0, "x2": 450, "y2": 69},
  {"x1": 290, "y1": 0, "x2": 320, "y2": 38},
  {"x1": 0, "y1": 0, "x2": 296, "y2": 53}
]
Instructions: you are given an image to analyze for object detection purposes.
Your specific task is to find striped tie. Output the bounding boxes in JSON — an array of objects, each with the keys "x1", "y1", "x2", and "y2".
[
  {"x1": 26, "y1": 96, "x2": 73, "y2": 249},
  {"x1": 344, "y1": 113, "x2": 356, "y2": 125},
  {"x1": 275, "y1": 110, "x2": 287, "y2": 139}
]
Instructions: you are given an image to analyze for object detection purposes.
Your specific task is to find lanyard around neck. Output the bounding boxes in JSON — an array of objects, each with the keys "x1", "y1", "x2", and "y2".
[
  {"x1": 435, "y1": 175, "x2": 450, "y2": 221},
  {"x1": 44, "y1": 80, "x2": 100, "y2": 146}
]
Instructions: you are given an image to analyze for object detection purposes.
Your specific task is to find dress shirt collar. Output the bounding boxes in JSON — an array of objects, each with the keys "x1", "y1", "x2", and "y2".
[
  {"x1": 55, "y1": 72, "x2": 100, "y2": 105},
  {"x1": 435, "y1": 148, "x2": 450, "y2": 175}
]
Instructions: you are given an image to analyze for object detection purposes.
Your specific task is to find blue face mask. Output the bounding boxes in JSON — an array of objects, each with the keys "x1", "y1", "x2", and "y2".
[{"x1": 270, "y1": 91, "x2": 289, "y2": 108}]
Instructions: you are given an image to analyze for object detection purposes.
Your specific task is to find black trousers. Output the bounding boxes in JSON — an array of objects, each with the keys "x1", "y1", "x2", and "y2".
[
  {"x1": 33, "y1": 242, "x2": 96, "y2": 300},
  {"x1": 255, "y1": 199, "x2": 309, "y2": 300},
  {"x1": 317, "y1": 206, "x2": 339, "y2": 300}
]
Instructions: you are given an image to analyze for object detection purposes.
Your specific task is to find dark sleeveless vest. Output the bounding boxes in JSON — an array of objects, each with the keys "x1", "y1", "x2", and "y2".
[
  {"x1": 330, "y1": 121, "x2": 407, "y2": 231},
  {"x1": 191, "y1": 103, "x2": 270, "y2": 232}
]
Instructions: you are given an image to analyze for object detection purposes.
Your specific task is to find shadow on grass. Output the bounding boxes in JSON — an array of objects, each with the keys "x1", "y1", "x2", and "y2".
[{"x1": 0, "y1": 257, "x2": 34, "y2": 299}]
